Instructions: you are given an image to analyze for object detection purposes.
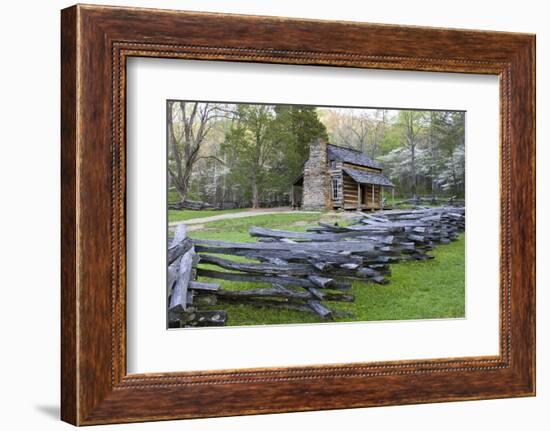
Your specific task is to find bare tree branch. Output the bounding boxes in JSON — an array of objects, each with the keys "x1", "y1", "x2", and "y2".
[
  {"x1": 169, "y1": 102, "x2": 225, "y2": 202},
  {"x1": 198, "y1": 155, "x2": 226, "y2": 164}
]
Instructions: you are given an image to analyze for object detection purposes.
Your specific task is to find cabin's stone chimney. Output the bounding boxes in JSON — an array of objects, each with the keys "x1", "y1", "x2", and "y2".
[{"x1": 302, "y1": 139, "x2": 329, "y2": 211}]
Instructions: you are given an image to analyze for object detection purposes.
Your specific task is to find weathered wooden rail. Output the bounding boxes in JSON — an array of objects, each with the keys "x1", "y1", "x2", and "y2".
[
  {"x1": 167, "y1": 206, "x2": 465, "y2": 328},
  {"x1": 167, "y1": 227, "x2": 357, "y2": 328}
]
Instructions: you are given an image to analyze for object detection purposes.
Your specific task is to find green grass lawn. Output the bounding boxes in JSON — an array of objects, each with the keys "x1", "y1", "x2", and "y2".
[
  {"x1": 168, "y1": 208, "x2": 247, "y2": 222},
  {"x1": 186, "y1": 212, "x2": 465, "y2": 326}
]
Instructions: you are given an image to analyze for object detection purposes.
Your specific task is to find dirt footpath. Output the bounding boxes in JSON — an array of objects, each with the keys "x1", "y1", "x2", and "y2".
[{"x1": 168, "y1": 207, "x2": 320, "y2": 228}]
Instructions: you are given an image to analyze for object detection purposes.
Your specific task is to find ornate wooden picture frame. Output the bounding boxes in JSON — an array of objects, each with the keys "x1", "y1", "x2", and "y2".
[{"x1": 61, "y1": 4, "x2": 535, "y2": 425}]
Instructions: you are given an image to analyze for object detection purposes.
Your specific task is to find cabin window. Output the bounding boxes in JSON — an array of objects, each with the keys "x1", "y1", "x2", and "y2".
[{"x1": 332, "y1": 178, "x2": 339, "y2": 200}]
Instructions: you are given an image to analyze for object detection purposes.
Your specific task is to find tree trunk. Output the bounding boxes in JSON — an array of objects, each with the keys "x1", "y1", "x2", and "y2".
[
  {"x1": 251, "y1": 171, "x2": 259, "y2": 209},
  {"x1": 177, "y1": 171, "x2": 191, "y2": 202},
  {"x1": 168, "y1": 101, "x2": 217, "y2": 204},
  {"x1": 429, "y1": 112, "x2": 436, "y2": 197},
  {"x1": 410, "y1": 142, "x2": 417, "y2": 196}
]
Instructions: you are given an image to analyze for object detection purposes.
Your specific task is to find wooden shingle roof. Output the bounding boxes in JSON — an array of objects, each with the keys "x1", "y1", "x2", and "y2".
[
  {"x1": 327, "y1": 144, "x2": 381, "y2": 169},
  {"x1": 343, "y1": 167, "x2": 394, "y2": 187}
]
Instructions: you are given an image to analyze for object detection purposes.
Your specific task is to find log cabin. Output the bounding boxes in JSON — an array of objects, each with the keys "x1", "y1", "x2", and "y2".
[{"x1": 292, "y1": 139, "x2": 394, "y2": 211}]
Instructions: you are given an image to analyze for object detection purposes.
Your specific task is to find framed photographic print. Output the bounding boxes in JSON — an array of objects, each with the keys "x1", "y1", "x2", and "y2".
[{"x1": 61, "y1": 4, "x2": 535, "y2": 425}]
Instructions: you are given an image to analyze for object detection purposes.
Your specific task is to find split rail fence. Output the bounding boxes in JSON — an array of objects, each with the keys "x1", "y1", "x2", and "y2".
[{"x1": 167, "y1": 206, "x2": 465, "y2": 327}]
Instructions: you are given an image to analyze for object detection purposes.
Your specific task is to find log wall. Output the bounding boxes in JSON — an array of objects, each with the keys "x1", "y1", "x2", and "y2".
[
  {"x1": 343, "y1": 174, "x2": 359, "y2": 208},
  {"x1": 362, "y1": 184, "x2": 381, "y2": 209},
  {"x1": 342, "y1": 175, "x2": 382, "y2": 210},
  {"x1": 342, "y1": 162, "x2": 381, "y2": 173}
]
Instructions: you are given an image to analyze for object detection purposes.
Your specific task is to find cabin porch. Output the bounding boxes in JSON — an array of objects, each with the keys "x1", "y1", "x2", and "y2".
[
  {"x1": 339, "y1": 177, "x2": 383, "y2": 210},
  {"x1": 332, "y1": 169, "x2": 394, "y2": 211}
]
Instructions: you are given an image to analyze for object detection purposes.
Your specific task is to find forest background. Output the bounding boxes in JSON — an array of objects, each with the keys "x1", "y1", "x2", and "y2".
[{"x1": 167, "y1": 101, "x2": 466, "y2": 209}]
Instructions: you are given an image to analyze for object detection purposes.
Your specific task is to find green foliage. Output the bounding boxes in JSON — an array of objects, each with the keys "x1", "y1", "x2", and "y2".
[
  {"x1": 167, "y1": 102, "x2": 465, "y2": 207},
  {"x1": 167, "y1": 190, "x2": 180, "y2": 204},
  {"x1": 378, "y1": 124, "x2": 402, "y2": 154},
  {"x1": 272, "y1": 105, "x2": 329, "y2": 178},
  {"x1": 221, "y1": 105, "x2": 328, "y2": 206}
]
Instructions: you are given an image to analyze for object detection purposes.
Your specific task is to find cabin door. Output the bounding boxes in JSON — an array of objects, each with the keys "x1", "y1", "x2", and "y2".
[{"x1": 362, "y1": 184, "x2": 377, "y2": 209}]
